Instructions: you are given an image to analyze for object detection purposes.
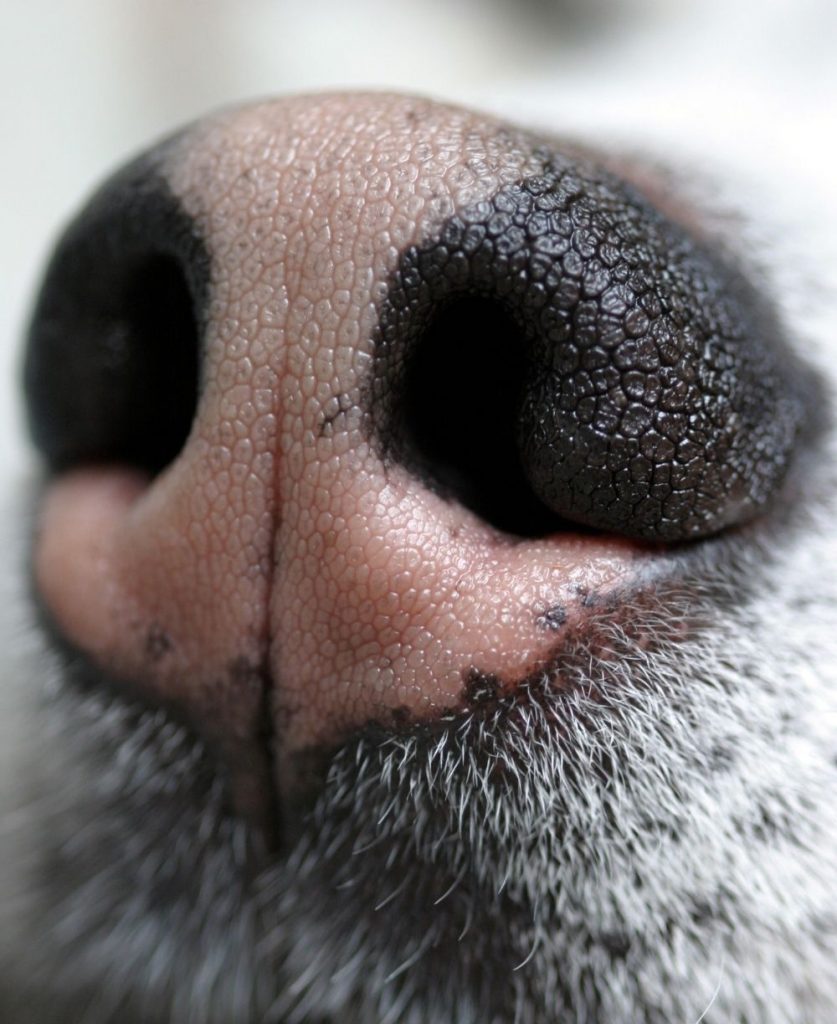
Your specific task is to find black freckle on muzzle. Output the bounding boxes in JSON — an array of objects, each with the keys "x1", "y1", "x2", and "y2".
[
  {"x1": 368, "y1": 148, "x2": 813, "y2": 543},
  {"x1": 24, "y1": 138, "x2": 209, "y2": 477}
]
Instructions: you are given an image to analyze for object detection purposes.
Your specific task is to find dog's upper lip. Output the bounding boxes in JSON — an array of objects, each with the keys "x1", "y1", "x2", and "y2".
[
  {"x1": 34, "y1": 477, "x2": 673, "y2": 853},
  {"x1": 35, "y1": 462, "x2": 652, "y2": 746}
]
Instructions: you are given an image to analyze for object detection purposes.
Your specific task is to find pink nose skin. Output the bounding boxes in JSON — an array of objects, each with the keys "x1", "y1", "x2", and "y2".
[{"x1": 32, "y1": 94, "x2": 665, "y2": 818}]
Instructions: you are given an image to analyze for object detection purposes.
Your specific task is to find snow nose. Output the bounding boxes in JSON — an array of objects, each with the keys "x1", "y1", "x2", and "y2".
[{"x1": 25, "y1": 94, "x2": 802, "y2": 819}]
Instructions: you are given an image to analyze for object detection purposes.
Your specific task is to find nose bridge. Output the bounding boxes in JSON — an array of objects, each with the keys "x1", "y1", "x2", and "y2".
[
  {"x1": 147, "y1": 97, "x2": 574, "y2": 760},
  {"x1": 167, "y1": 97, "x2": 523, "y2": 747},
  {"x1": 170, "y1": 100, "x2": 640, "y2": 759}
]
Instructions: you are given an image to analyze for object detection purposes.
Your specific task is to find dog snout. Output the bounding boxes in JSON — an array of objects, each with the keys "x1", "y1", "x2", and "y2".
[{"x1": 24, "y1": 93, "x2": 807, "y2": 817}]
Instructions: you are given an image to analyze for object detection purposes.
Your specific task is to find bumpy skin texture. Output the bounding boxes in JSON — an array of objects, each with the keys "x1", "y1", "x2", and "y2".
[
  {"x1": 2, "y1": 94, "x2": 836, "y2": 1024},
  {"x1": 26, "y1": 96, "x2": 655, "y2": 791},
  {"x1": 374, "y1": 155, "x2": 804, "y2": 539}
]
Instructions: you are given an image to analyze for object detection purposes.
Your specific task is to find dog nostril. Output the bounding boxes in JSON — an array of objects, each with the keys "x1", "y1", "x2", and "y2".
[
  {"x1": 375, "y1": 156, "x2": 812, "y2": 544},
  {"x1": 102, "y1": 250, "x2": 199, "y2": 476},
  {"x1": 24, "y1": 152, "x2": 206, "y2": 477},
  {"x1": 69, "y1": 249, "x2": 198, "y2": 475},
  {"x1": 398, "y1": 294, "x2": 560, "y2": 537}
]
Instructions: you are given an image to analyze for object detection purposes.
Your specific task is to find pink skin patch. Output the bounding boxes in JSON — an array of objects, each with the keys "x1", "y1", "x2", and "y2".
[{"x1": 33, "y1": 95, "x2": 662, "y2": 806}]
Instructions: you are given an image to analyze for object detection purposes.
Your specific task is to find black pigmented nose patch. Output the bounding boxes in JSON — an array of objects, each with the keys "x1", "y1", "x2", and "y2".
[
  {"x1": 24, "y1": 142, "x2": 209, "y2": 477},
  {"x1": 371, "y1": 149, "x2": 808, "y2": 542}
]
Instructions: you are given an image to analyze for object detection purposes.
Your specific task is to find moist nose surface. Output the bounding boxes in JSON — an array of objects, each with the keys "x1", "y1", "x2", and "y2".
[{"x1": 27, "y1": 94, "x2": 803, "y2": 808}]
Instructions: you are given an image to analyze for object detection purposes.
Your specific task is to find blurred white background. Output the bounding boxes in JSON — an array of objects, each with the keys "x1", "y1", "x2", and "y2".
[{"x1": 1, "y1": 0, "x2": 835, "y2": 478}]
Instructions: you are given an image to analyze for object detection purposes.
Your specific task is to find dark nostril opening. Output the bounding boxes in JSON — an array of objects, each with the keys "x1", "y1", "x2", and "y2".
[
  {"x1": 97, "y1": 251, "x2": 200, "y2": 475},
  {"x1": 400, "y1": 296, "x2": 559, "y2": 537},
  {"x1": 24, "y1": 153, "x2": 207, "y2": 478}
]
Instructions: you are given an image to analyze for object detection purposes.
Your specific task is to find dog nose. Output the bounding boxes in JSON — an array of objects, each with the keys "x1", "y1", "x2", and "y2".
[{"x1": 25, "y1": 94, "x2": 803, "y2": 812}]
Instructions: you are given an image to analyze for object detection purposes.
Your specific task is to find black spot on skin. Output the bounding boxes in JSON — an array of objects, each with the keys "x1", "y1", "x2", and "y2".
[
  {"x1": 24, "y1": 135, "x2": 209, "y2": 476},
  {"x1": 370, "y1": 148, "x2": 814, "y2": 541},
  {"x1": 389, "y1": 705, "x2": 414, "y2": 727},
  {"x1": 145, "y1": 624, "x2": 173, "y2": 662},
  {"x1": 403, "y1": 106, "x2": 431, "y2": 128},
  {"x1": 462, "y1": 668, "x2": 504, "y2": 708},
  {"x1": 318, "y1": 391, "x2": 355, "y2": 437},
  {"x1": 537, "y1": 604, "x2": 567, "y2": 630}
]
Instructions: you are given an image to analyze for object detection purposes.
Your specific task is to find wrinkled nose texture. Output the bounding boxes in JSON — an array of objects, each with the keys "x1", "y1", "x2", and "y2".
[{"x1": 29, "y1": 95, "x2": 650, "y2": 811}]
